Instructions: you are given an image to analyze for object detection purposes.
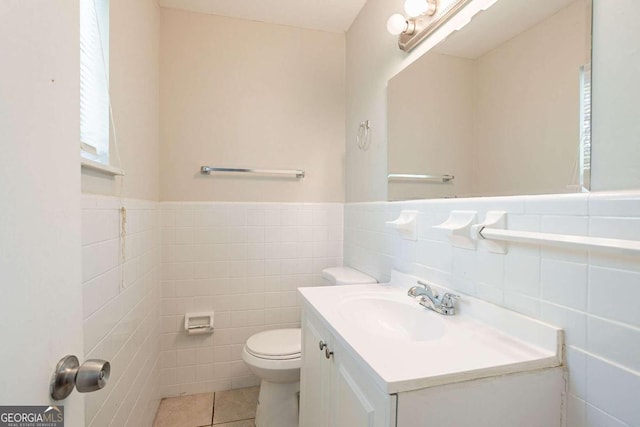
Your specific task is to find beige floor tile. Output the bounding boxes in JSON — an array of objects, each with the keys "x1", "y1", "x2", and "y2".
[
  {"x1": 153, "y1": 393, "x2": 214, "y2": 427},
  {"x1": 212, "y1": 420, "x2": 255, "y2": 427},
  {"x1": 212, "y1": 387, "x2": 259, "y2": 425}
]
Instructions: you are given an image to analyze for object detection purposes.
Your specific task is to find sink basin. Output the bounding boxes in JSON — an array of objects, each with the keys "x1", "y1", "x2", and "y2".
[
  {"x1": 300, "y1": 274, "x2": 562, "y2": 394},
  {"x1": 337, "y1": 294, "x2": 445, "y2": 342}
]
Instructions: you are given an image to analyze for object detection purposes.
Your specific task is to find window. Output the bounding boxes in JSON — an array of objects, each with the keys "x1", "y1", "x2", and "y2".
[
  {"x1": 579, "y1": 64, "x2": 591, "y2": 190},
  {"x1": 80, "y1": 0, "x2": 110, "y2": 165}
]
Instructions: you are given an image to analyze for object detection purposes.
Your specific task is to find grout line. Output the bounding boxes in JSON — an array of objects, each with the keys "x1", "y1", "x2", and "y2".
[
  {"x1": 211, "y1": 417, "x2": 255, "y2": 426},
  {"x1": 211, "y1": 391, "x2": 216, "y2": 426}
]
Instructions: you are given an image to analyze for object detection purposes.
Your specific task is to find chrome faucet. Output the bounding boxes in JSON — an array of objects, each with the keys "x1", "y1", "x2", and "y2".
[{"x1": 408, "y1": 280, "x2": 459, "y2": 315}]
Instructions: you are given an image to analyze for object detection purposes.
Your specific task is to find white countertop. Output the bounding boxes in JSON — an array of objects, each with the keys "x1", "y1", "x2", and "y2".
[{"x1": 299, "y1": 271, "x2": 563, "y2": 394}]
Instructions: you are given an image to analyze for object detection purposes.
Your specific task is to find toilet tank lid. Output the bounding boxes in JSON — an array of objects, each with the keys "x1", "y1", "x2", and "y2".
[{"x1": 322, "y1": 267, "x2": 377, "y2": 285}]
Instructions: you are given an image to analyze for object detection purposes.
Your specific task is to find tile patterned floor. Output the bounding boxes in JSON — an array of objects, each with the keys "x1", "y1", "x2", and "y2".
[{"x1": 153, "y1": 387, "x2": 259, "y2": 427}]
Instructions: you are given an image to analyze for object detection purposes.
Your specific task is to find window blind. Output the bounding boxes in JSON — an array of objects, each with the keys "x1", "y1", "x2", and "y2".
[
  {"x1": 579, "y1": 64, "x2": 591, "y2": 188},
  {"x1": 80, "y1": 0, "x2": 109, "y2": 164}
]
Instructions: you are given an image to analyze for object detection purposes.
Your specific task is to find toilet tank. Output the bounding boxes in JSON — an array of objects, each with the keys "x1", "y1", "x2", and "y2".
[{"x1": 321, "y1": 267, "x2": 377, "y2": 286}]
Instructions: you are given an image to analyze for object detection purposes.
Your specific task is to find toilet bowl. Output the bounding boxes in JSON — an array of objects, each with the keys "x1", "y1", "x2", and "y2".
[
  {"x1": 242, "y1": 329, "x2": 302, "y2": 427},
  {"x1": 242, "y1": 267, "x2": 377, "y2": 427}
]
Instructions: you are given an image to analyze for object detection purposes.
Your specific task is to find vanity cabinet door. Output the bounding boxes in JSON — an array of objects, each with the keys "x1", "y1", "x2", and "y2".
[
  {"x1": 300, "y1": 306, "x2": 396, "y2": 427},
  {"x1": 330, "y1": 338, "x2": 396, "y2": 427},
  {"x1": 299, "y1": 310, "x2": 332, "y2": 427}
]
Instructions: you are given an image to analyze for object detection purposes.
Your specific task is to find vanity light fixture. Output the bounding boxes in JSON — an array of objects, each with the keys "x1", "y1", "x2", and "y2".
[
  {"x1": 404, "y1": 0, "x2": 437, "y2": 17},
  {"x1": 387, "y1": 0, "x2": 472, "y2": 52},
  {"x1": 386, "y1": 14, "x2": 416, "y2": 36},
  {"x1": 386, "y1": 0, "x2": 436, "y2": 36}
]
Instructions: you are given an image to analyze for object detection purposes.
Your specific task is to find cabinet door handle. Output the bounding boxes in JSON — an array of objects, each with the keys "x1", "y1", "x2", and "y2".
[
  {"x1": 319, "y1": 340, "x2": 327, "y2": 351},
  {"x1": 325, "y1": 347, "x2": 334, "y2": 359}
]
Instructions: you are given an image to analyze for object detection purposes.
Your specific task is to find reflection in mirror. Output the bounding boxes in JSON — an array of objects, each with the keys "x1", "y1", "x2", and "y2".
[{"x1": 388, "y1": 0, "x2": 591, "y2": 200}]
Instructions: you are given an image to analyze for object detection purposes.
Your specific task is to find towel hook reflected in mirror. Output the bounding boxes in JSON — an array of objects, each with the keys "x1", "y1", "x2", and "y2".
[{"x1": 357, "y1": 120, "x2": 371, "y2": 150}]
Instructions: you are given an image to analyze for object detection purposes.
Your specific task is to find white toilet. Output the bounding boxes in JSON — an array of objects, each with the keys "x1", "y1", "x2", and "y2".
[{"x1": 242, "y1": 267, "x2": 377, "y2": 427}]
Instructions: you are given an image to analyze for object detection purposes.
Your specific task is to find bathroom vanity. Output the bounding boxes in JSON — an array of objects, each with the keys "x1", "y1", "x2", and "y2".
[{"x1": 298, "y1": 272, "x2": 565, "y2": 427}]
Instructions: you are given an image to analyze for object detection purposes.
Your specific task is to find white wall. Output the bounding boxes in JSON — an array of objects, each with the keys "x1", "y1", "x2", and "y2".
[
  {"x1": 346, "y1": 0, "x2": 408, "y2": 203},
  {"x1": 158, "y1": 202, "x2": 343, "y2": 396},
  {"x1": 79, "y1": 1, "x2": 162, "y2": 425},
  {"x1": 82, "y1": 0, "x2": 161, "y2": 201},
  {"x1": 159, "y1": 10, "x2": 346, "y2": 202},
  {"x1": 82, "y1": 196, "x2": 161, "y2": 427},
  {"x1": 154, "y1": 8, "x2": 348, "y2": 395},
  {"x1": 344, "y1": 192, "x2": 640, "y2": 426}
]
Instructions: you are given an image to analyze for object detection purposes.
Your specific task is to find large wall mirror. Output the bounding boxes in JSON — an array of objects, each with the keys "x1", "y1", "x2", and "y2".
[{"x1": 388, "y1": 0, "x2": 592, "y2": 200}]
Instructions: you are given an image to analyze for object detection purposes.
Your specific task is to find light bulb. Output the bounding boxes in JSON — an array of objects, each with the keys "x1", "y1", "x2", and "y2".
[
  {"x1": 404, "y1": 0, "x2": 428, "y2": 17},
  {"x1": 386, "y1": 14, "x2": 408, "y2": 35}
]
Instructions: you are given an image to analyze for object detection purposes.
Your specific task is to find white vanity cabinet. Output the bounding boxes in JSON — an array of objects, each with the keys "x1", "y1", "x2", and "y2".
[
  {"x1": 298, "y1": 278, "x2": 565, "y2": 427},
  {"x1": 299, "y1": 307, "x2": 397, "y2": 427}
]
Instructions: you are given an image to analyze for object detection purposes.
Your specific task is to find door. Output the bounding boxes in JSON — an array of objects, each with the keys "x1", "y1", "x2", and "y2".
[{"x1": 0, "y1": 1, "x2": 85, "y2": 425}]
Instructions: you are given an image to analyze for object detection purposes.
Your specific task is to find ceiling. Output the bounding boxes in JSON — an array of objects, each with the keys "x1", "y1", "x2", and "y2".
[{"x1": 157, "y1": 0, "x2": 368, "y2": 33}]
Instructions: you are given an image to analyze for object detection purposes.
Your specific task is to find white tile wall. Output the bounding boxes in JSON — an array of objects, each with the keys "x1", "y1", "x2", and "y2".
[
  {"x1": 344, "y1": 192, "x2": 640, "y2": 427},
  {"x1": 82, "y1": 195, "x2": 161, "y2": 427},
  {"x1": 159, "y1": 202, "x2": 343, "y2": 397},
  {"x1": 81, "y1": 192, "x2": 639, "y2": 424}
]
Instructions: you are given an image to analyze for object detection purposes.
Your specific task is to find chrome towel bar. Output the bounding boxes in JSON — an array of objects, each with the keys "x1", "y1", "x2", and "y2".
[
  {"x1": 388, "y1": 173, "x2": 454, "y2": 183},
  {"x1": 201, "y1": 166, "x2": 305, "y2": 179}
]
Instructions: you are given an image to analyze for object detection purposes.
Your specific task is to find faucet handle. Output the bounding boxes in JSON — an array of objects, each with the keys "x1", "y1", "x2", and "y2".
[
  {"x1": 408, "y1": 281, "x2": 434, "y2": 298},
  {"x1": 417, "y1": 280, "x2": 436, "y2": 295},
  {"x1": 440, "y1": 293, "x2": 460, "y2": 307}
]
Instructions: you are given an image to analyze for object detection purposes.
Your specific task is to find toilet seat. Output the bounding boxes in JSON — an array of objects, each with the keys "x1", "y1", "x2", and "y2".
[
  {"x1": 242, "y1": 347, "x2": 301, "y2": 377},
  {"x1": 245, "y1": 328, "x2": 301, "y2": 360},
  {"x1": 242, "y1": 328, "x2": 302, "y2": 384}
]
